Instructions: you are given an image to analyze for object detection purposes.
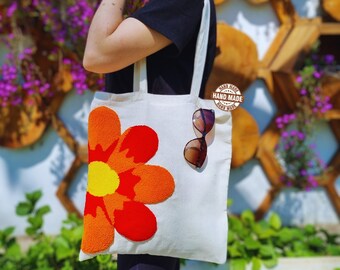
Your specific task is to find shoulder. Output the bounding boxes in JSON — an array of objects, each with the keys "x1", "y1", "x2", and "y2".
[{"x1": 131, "y1": 0, "x2": 205, "y2": 52}]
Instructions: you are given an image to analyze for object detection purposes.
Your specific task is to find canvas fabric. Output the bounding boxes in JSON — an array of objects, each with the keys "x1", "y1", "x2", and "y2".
[{"x1": 79, "y1": 0, "x2": 232, "y2": 264}]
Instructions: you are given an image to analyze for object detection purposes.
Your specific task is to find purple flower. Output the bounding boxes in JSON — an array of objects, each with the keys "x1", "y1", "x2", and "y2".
[
  {"x1": 282, "y1": 131, "x2": 289, "y2": 138},
  {"x1": 313, "y1": 71, "x2": 321, "y2": 79},
  {"x1": 290, "y1": 130, "x2": 298, "y2": 136},
  {"x1": 296, "y1": 75, "x2": 303, "y2": 83},
  {"x1": 324, "y1": 54, "x2": 335, "y2": 65},
  {"x1": 325, "y1": 103, "x2": 333, "y2": 110},
  {"x1": 307, "y1": 161, "x2": 314, "y2": 168},
  {"x1": 300, "y1": 169, "x2": 308, "y2": 177},
  {"x1": 289, "y1": 113, "x2": 296, "y2": 121},
  {"x1": 307, "y1": 175, "x2": 318, "y2": 188},
  {"x1": 300, "y1": 89, "x2": 307, "y2": 96},
  {"x1": 7, "y1": 2, "x2": 17, "y2": 17},
  {"x1": 297, "y1": 132, "x2": 305, "y2": 140}
]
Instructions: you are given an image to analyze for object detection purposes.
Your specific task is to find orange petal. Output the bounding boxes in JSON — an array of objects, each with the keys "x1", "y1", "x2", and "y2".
[
  {"x1": 133, "y1": 165, "x2": 175, "y2": 204},
  {"x1": 114, "y1": 201, "x2": 157, "y2": 241},
  {"x1": 88, "y1": 106, "x2": 121, "y2": 151},
  {"x1": 107, "y1": 126, "x2": 158, "y2": 173},
  {"x1": 103, "y1": 193, "x2": 128, "y2": 224},
  {"x1": 81, "y1": 207, "x2": 114, "y2": 254}
]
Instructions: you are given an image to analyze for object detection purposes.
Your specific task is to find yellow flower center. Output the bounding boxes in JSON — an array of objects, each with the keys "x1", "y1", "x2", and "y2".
[{"x1": 88, "y1": 161, "x2": 120, "y2": 197}]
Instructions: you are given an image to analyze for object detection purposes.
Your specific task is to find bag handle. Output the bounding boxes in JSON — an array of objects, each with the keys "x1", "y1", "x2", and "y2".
[
  {"x1": 133, "y1": 58, "x2": 148, "y2": 93},
  {"x1": 189, "y1": 0, "x2": 211, "y2": 97},
  {"x1": 133, "y1": 0, "x2": 211, "y2": 97}
]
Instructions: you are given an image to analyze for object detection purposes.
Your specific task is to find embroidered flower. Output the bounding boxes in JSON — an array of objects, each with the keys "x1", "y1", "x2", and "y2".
[{"x1": 81, "y1": 106, "x2": 175, "y2": 254}]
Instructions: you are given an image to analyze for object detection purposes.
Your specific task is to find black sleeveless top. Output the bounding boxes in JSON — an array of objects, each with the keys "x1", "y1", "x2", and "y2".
[{"x1": 105, "y1": 0, "x2": 216, "y2": 98}]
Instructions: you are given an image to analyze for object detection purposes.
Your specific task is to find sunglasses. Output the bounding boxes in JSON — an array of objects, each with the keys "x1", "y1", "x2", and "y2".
[{"x1": 184, "y1": 108, "x2": 215, "y2": 168}]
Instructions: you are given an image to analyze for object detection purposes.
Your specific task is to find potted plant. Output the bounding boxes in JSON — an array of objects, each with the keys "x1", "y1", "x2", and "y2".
[
  {"x1": 274, "y1": 43, "x2": 336, "y2": 190},
  {"x1": 0, "y1": 0, "x2": 104, "y2": 148}
]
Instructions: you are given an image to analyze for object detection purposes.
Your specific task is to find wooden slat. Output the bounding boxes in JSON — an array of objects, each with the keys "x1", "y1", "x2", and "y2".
[
  {"x1": 51, "y1": 114, "x2": 78, "y2": 153},
  {"x1": 258, "y1": 68, "x2": 275, "y2": 96},
  {"x1": 320, "y1": 23, "x2": 340, "y2": 35},
  {"x1": 325, "y1": 110, "x2": 340, "y2": 120},
  {"x1": 255, "y1": 188, "x2": 280, "y2": 220},
  {"x1": 260, "y1": 24, "x2": 292, "y2": 69},
  {"x1": 270, "y1": 0, "x2": 298, "y2": 24},
  {"x1": 330, "y1": 120, "x2": 340, "y2": 140},
  {"x1": 256, "y1": 121, "x2": 285, "y2": 187},
  {"x1": 270, "y1": 18, "x2": 321, "y2": 72},
  {"x1": 56, "y1": 157, "x2": 83, "y2": 218},
  {"x1": 257, "y1": 147, "x2": 283, "y2": 186},
  {"x1": 272, "y1": 71, "x2": 300, "y2": 113}
]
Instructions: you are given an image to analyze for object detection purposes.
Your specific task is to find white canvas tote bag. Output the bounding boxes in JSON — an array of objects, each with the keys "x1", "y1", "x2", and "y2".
[{"x1": 80, "y1": 0, "x2": 232, "y2": 264}]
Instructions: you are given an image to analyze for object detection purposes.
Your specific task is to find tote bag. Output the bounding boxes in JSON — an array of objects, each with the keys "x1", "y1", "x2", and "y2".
[{"x1": 79, "y1": 0, "x2": 232, "y2": 264}]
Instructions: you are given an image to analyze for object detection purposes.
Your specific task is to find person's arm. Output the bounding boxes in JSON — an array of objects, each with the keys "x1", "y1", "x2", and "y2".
[{"x1": 83, "y1": 0, "x2": 172, "y2": 74}]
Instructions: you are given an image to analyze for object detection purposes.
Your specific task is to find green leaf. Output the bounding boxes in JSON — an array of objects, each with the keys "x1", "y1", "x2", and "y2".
[
  {"x1": 26, "y1": 190, "x2": 42, "y2": 205},
  {"x1": 244, "y1": 237, "x2": 261, "y2": 250},
  {"x1": 228, "y1": 230, "x2": 236, "y2": 244},
  {"x1": 303, "y1": 225, "x2": 316, "y2": 236},
  {"x1": 71, "y1": 226, "x2": 83, "y2": 242},
  {"x1": 320, "y1": 229, "x2": 339, "y2": 244},
  {"x1": 61, "y1": 261, "x2": 73, "y2": 270},
  {"x1": 54, "y1": 236, "x2": 73, "y2": 261},
  {"x1": 307, "y1": 236, "x2": 324, "y2": 249},
  {"x1": 36, "y1": 206, "x2": 51, "y2": 217},
  {"x1": 230, "y1": 259, "x2": 247, "y2": 270},
  {"x1": 278, "y1": 228, "x2": 294, "y2": 244},
  {"x1": 326, "y1": 245, "x2": 340, "y2": 256},
  {"x1": 28, "y1": 215, "x2": 43, "y2": 229},
  {"x1": 229, "y1": 216, "x2": 244, "y2": 231},
  {"x1": 227, "y1": 199, "x2": 233, "y2": 208},
  {"x1": 254, "y1": 222, "x2": 276, "y2": 240},
  {"x1": 25, "y1": 226, "x2": 37, "y2": 236},
  {"x1": 292, "y1": 241, "x2": 309, "y2": 253},
  {"x1": 262, "y1": 257, "x2": 278, "y2": 268},
  {"x1": 229, "y1": 217, "x2": 250, "y2": 239},
  {"x1": 259, "y1": 245, "x2": 275, "y2": 258},
  {"x1": 269, "y1": 213, "x2": 282, "y2": 230},
  {"x1": 291, "y1": 241, "x2": 315, "y2": 257},
  {"x1": 241, "y1": 210, "x2": 255, "y2": 226},
  {"x1": 16, "y1": 202, "x2": 33, "y2": 216},
  {"x1": 228, "y1": 243, "x2": 243, "y2": 258},
  {"x1": 5, "y1": 242, "x2": 22, "y2": 260},
  {"x1": 251, "y1": 257, "x2": 261, "y2": 270},
  {"x1": 3, "y1": 227, "x2": 15, "y2": 239},
  {"x1": 96, "y1": 254, "x2": 112, "y2": 264}
]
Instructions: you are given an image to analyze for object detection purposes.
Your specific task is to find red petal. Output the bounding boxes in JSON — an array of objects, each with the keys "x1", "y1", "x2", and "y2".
[
  {"x1": 114, "y1": 201, "x2": 157, "y2": 241},
  {"x1": 119, "y1": 126, "x2": 158, "y2": 163},
  {"x1": 88, "y1": 139, "x2": 118, "y2": 163},
  {"x1": 116, "y1": 169, "x2": 141, "y2": 199},
  {"x1": 84, "y1": 192, "x2": 112, "y2": 225}
]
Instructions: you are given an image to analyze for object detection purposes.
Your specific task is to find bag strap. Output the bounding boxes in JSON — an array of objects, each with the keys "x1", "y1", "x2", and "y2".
[
  {"x1": 133, "y1": 58, "x2": 148, "y2": 93},
  {"x1": 189, "y1": 0, "x2": 211, "y2": 97},
  {"x1": 133, "y1": 0, "x2": 211, "y2": 97}
]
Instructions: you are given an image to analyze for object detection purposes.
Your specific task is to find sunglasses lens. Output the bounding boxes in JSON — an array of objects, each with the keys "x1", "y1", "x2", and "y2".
[
  {"x1": 184, "y1": 138, "x2": 207, "y2": 168},
  {"x1": 193, "y1": 109, "x2": 215, "y2": 134}
]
